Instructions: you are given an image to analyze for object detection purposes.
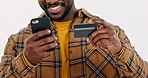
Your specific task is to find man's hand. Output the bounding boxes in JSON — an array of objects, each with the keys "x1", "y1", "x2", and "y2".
[
  {"x1": 24, "y1": 29, "x2": 57, "y2": 65},
  {"x1": 88, "y1": 19, "x2": 122, "y2": 55}
]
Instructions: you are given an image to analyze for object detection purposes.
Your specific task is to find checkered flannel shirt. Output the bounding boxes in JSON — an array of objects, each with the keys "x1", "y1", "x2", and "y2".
[{"x1": 0, "y1": 8, "x2": 148, "y2": 78}]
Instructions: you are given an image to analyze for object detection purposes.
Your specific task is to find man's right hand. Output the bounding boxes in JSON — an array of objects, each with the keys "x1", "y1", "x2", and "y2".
[{"x1": 24, "y1": 29, "x2": 57, "y2": 65}]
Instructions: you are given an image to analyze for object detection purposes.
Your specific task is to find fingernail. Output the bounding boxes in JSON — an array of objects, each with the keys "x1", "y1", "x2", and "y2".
[
  {"x1": 48, "y1": 30, "x2": 51, "y2": 33},
  {"x1": 55, "y1": 37, "x2": 57, "y2": 40},
  {"x1": 87, "y1": 37, "x2": 90, "y2": 43},
  {"x1": 56, "y1": 43, "x2": 58, "y2": 46},
  {"x1": 54, "y1": 35, "x2": 57, "y2": 40},
  {"x1": 90, "y1": 43, "x2": 93, "y2": 46},
  {"x1": 89, "y1": 19, "x2": 93, "y2": 24}
]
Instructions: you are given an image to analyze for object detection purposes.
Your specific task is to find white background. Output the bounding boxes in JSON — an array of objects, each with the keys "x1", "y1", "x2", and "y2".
[{"x1": 0, "y1": 0, "x2": 148, "y2": 61}]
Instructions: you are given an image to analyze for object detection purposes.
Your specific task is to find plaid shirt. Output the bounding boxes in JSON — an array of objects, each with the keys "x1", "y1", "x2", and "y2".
[{"x1": 0, "y1": 8, "x2": 148, "y2": 78}]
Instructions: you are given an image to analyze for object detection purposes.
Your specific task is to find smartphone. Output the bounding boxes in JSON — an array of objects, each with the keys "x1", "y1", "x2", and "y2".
[
  {"x1": 74, "y1": 24, "x2": 99, "y2": 38},
  {"x1": 31, "y1": 17, "x2": 52, "y2": 34},
  {"x1": 31, "y1": 17, "x2": 52, "y2": 39},
  {"x1": 31, "y1": 17, "x2": 55, "y2": 51}
]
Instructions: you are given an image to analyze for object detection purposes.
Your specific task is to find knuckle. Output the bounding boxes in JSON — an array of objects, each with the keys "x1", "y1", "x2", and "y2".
[
  {"x1": 100, "y1": 39, "x2": 104, "y2": 43},
  {"x1": 47, "y1": 37, "x2": 52, "y2": 42},
  {"x1": 53, "y1": 36, "x2": 57, "y2": 40},
  {"x1": 43, "y1": 29, "x2": 51, "y2": 35},
  {"x1": 108, "y1": 30, "x2": 114, "y2": 35},
  {"x1": 25, "y1": 39, "x2": 30, "y2": 44},
  {"x1": 34, "y1": 49, "x2": 39, "y2": 53},
  {"x1": 25, "y1": 37, "x2": 32, "y2": 44},
  {"x1": 52, "y1": 36, "x2": 57, "y2": 41},
  {"x1": 34, "y1": 32, "x2": 40, "y2": 38},
  {"x1": 28, "y1": 44, "x2": 32, "y2": 47},
  {"x1": 111, "y1": 35, "x2": 115, "y2": 39},
  {"x1": 110, "y1": 30, "x2": 115, "y2": 34},
  {"x1": 53, "y1": 43, "x2": 58, "y2": 47},
  {"x1": 49, "y1": 43, "x2": 57, "y2": 49},
  {"x1": 96, "y1": 35, "x2": 100, "y2": 39},
  {"x1": 42, "y1": 53, "x2": 50, "y2": 58},
  {"x1": 47, "y1": 43, "x2": 52, "y2": 49},
  {"x1": 43, "y1": 38, "x2": 48, "y2": 43},
  {"x1": 44, "y1": 37, "x2": 53, "y2": 44},
  {"x1": 35, "y1": 30, "x2": 49, "y2": 37},
  {"x1": 28, "y1": 44, "x2": 38, "y2": 52},
  {"x1": 28, "y1": 44, "x2": 34, "y2": 50},
  {"x1": 48, "y1": 36, "x2": 56, "y2": 42},
  {"x1": 96, "y1": 41, "x2": 101, "y2": 46},
  {"x1": 89, "y1": 33, "x2": 94, "y2": 39}
]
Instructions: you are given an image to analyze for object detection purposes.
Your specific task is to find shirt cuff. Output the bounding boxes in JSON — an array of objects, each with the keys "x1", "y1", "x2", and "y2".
[
  {"x1": 22, "y1": 52, "x2": 38, "y2": 68},
  {"x1": 114, "y1": 42, "x2": 125, "y2": 57},
  {"x1": 116, "y1": 41, "x2": 133, "y2": 64}
]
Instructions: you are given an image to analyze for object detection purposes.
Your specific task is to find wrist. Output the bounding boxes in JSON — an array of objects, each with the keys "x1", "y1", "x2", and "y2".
[
  {"x1": 114, "y1": 42, "x2": 124, "y2": 56},
  {"x1": 23, "y1": 52, "x2": 38, "y2": 67}
]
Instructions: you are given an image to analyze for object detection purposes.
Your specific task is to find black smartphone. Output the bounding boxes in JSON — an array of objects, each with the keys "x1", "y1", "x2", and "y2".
[
  {"x1": 31, "y1": 17, "x2": 55, "y2": 51},
  {"x1": 31, "y1": 17, "x2": 52, "y2": 39},
  {"x1": 74, "y1": 24, "x2": 99, "y2": 38},
  {"x1": 31, "y1": 17, "x2": 52, "y2": 34}
]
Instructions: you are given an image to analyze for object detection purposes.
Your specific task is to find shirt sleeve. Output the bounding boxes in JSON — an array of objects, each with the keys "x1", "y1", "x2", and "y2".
[
  {"x1": 0, "y1": 34, "x2": 36, "y2": 78},
  {"x1": 115, "y1": 26, "x2": 148, "y2": 77}
]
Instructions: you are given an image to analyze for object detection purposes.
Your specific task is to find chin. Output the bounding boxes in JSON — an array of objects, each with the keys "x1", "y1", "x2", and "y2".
[
  {"x1": 50, "y1": 16, "x2": 62, "y2": 20},
  {"x1": 48, "y1": 14, "x2": 64, "y2": 21}
]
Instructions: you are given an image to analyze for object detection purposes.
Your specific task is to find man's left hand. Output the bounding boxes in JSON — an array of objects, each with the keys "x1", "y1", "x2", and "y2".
[{"x1": 88, "y1": 18, "x2": 122, "y2": 55}]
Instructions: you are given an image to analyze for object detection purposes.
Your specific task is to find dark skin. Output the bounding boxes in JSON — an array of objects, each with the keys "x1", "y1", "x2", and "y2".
[
  {"x1": 88, "y1": 19, "x2": 122, "y2": 54},
  {"x1": 24, "y1": 0, "x2": 122, "y2": 65}
]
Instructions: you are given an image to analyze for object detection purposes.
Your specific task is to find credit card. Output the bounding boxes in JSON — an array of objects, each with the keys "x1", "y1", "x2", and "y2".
[{"x1": 74, "y1": 24, "x2": 99, "y2": 38}]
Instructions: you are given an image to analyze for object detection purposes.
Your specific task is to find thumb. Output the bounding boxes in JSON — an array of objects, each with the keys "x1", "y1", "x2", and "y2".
[
  {"x1": 97, "y1": 19, "x2": 108, "y2": 29},
  {"x1": 89, "y1": 19, "x2": 108, "y2": 29}
]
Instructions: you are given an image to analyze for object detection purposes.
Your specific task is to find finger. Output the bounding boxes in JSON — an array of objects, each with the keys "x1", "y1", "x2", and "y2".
[
  {"x1": 94, "y1": 38, "x2": 111, "y2": 47},
  {"x1": 92, "y1": 33, "x2": 111, "y2": 46},
  {"x1": 34, "y1": 35, "x2": 57, "y2": 47},
  {"x1": 38, "y1": 42, "x2": 58, "y2": 52},
  {"x1": 31, "y1": 29, "x2": 51, "y2": 41},
  {"x1": 89, "y1": 19, "x2": 108, "y2": 28},
  {"x1": 41, "y1": 51, "x2": 51, "y2": 58},
  {"x1": 87, "y1": 37, "x2": 90, "y2": 43},
  {"x1": 89, "y1": 28, "x2": 109, "y2": 42}
]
